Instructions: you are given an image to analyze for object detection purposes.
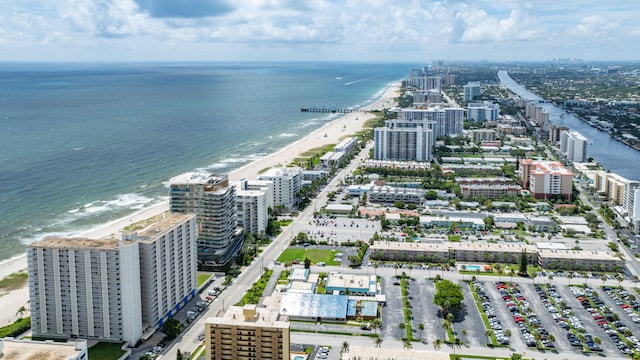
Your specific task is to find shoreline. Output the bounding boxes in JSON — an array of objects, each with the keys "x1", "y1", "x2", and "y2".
[{"x1": 0, "y1": 81, "x2": 400, "y2": 326}]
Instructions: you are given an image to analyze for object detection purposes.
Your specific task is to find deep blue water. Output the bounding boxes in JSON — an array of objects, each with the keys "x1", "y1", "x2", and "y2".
[
  {"x1": 499, "y1": 70, "x2": 640, "y2": 180},
  {"x1": 0, "y1": 62, "x2": 410, "y2": 261}
]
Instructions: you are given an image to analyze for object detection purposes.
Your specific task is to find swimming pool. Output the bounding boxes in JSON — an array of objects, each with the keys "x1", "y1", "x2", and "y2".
[
  {"x1": 294, "y1": 356, "x2": 305, "y2": 360},
  {"x1": 464, "y1": 265, "x2": 481, "y2": 271}
]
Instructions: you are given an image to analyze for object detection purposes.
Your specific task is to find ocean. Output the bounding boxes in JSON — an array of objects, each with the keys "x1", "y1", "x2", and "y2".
[{"x1": 0, "y1": 62, "x2": 411, "y2": 262}]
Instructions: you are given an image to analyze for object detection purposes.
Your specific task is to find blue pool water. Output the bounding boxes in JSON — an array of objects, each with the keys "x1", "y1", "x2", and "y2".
[{"x1": 465, "y1": 265, "x2": 481, "y2": 271}]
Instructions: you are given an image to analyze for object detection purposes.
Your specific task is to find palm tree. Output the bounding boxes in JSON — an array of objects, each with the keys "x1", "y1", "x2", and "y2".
[
  {"x1": 394, "y1": 262, "x2": 399, "y2": 277},
  {"x1": 600, "y1": 273, "x2": 607, "y2": 286},
  {"x1": 407, "y1": 264, "x2": 413, "y2": 278},
  {"x1": 373, "y1": 262, "x2": 379, "y2": 276},
  {"x1": 15, "y1": 305, "x2": 27, "y2": 318},
  {"x1": 616, "y1": 273, "x2": 624, "y2": 287},
  {"x1": 548, "y1": 274, "x2": 553, "y2": 285},
  {"x1": 567, "y1": 272, "x2": 573, "y2": 285},
  {"x1": 452, "y1": 337, "x2": 463, "y2": 354},
  {"x1": 341, "y1": 341, "x2": 349, "y2": 354},
  {"x1": 447, "y1": 311, "x2": 454, "y2": 325},
  {"x1": 399, "y1": 322, "x2": 406, "y2": 339},
  {"x1": 403, "y1": 339, "x2": 413, "y2": 349},
  {"x1": 373, "y1": 334, "x2": 383, "y2": 348},
  {"x1": 434, "y1": 338, "x2": 442, "y2": 351},
  {"x1": 510, "y1": 268, "x2": 516, "y2": 283},
  {"x1": 418, "y1": 322, "x2": 425, "y2": 341}
]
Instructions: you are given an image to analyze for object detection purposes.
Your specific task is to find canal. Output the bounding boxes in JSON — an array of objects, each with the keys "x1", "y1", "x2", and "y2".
[{"x1": 499, "y1": 70, "x2": 640, "y2": 180}]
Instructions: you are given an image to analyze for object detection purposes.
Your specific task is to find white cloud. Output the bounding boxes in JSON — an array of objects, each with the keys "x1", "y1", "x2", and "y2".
[{"x1": 0, "y1": 0, "x2": 639, "y2": 61}]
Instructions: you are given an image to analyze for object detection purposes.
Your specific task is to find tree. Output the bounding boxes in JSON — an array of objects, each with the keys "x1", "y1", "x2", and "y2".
[
  {"x1": 139, "y1": 355, "x2": 153, "y2": 360},
  {"x1": 548, "y1": 274, "x2": 553, "y2": 285},
  {"x1": 176, "y1": 349, "x2": 185, "y2": 360},
  {"x1": 399, "y1": 322, "x2": 406, "y2": 339},
  {"x1": 403, "y1": 339, "x2": 413, "y2": 349},
  {"x1": 434, "y1": 339, "x2": 442, "y2": 351},
  {"x1": 161, "y1": 319, "x2": 184, "y2": 340},
  {"x1": 567, "y1": 272, "x2": 573, "y2": 285},
  {"x1": 510, "y1": 268, "x2": 516, "y2": 283},
  {"x1": 394, "y1": 262, "x2": 399, "y2": 277},
  {"x1": 15, "y1": 306, "x2": 27, "y2": 318},
  {"x1": 418, "y1": 322, "x2": 425, "y2": 341},
  {"x1": 519, "y1": 251, "x2": 528, "y2": 276},
  {"x1": 510, "y1": 353, "x2": 523, "y2": 360},
  {"x1": 433, "y1": 280, "x2": 464, "y2": 316},
  {"x1": 341, "y1": 341, "x2": 349, "y2": 354},
  {"x1": 453, "y1": 337, "x2": 463, "y2": 354},
  {"x1": 373, "y1": 335, "x2": 383, "y2": 348},
  {"x1": 304, "y1": 257, "x2": 311, "y2": 269},
  {"x1": 616, "y1": 273, "x2": 624, "y2": 287}
]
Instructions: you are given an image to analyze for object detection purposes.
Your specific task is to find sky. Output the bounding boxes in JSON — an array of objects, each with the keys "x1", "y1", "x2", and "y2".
[{"x1": 2, "y1": 0, "x2": 639, "y2": 62}]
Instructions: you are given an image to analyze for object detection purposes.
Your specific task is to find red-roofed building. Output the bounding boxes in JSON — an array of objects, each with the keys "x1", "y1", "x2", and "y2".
[{"x1": 518, "y1": 159, "x2": 573, "y2": 200}]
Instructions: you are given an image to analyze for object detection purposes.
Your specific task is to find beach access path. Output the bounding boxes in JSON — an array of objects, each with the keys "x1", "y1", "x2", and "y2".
[{"x1": 0, "y1": 82, "x2": 401, "y2": 327}]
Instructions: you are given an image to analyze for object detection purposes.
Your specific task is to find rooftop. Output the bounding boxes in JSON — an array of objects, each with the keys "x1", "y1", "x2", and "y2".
[
  {"x1": 169, "y1": 171, "x2": 228, "y2": 186},
  {"x1": 206, "y1": 304, "x2": 289, "y2": 329},
  {"x1": 136, "y1": 213, "x2": 195, "y2": 241},
  {"x1": 0, "y1": 338, "x2": 87, "y2": 360},
  {"x1": 341, "y1": 346, "x2": 450, "y2": 360},
  {"x1": 29, "y1": 236, "x2": 120, "y2": 250}
]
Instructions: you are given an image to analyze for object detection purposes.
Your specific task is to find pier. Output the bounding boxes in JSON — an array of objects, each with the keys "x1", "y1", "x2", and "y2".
[{"x1": 301, "y1": 107, "x2": 360, "y2": 113}]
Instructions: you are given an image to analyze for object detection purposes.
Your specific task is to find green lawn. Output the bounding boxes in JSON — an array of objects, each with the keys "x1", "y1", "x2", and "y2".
[
  {"x1": 87, "y1": 342, "x2": 127, "y2": 360},
  {"x1": 197, "y1": 272, "x2": 213, "y2": 287},
  {"x1": 0, "y1": 271, "x2": 28, "y2": 291},
  {"x1": 277, "y1": 248, "x2": 341, "y2": 266}
]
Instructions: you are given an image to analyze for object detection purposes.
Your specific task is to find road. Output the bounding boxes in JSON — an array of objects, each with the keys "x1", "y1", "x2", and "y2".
[{"x1": 159, "y1": 143, "x2": 373, "y2": 359}]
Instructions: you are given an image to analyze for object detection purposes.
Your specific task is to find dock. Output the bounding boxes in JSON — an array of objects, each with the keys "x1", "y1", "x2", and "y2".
[{"x1": 301, "y1": 107, "x2": 360, "y2": 113}]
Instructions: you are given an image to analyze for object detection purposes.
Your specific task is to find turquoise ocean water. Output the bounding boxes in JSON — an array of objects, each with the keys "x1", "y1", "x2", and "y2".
[{"x1": 0, "y1": 62, "x2": 411, "y2": 262}]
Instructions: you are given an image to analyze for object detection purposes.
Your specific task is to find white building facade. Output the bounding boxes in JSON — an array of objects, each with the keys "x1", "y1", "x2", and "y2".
[
  {"x1": 258, "y1": 167, "x2": 302, "y2": 210},
  {"x1": 560, "y1": 130, "x2": 588, "y2": 163}
]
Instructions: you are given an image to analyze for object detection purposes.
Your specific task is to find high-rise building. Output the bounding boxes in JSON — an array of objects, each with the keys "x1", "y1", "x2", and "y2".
[
  {"x1": 518, "y1": 159, "x2": 573, "y2": 200},
  {"x1": 0, "y1": 338, "x2": 88, "y2": 360},
  {"x1": 169, "y1": 172, "x2": 242, "y2": 267},
  {"x1": 258, "y1": 167, "x2": 302, "y2": 210},
  {"x1": 463, "y1": 82, "x2": 481, "y2": 102},
  {"x1": 134, "y1": 213, "x2": 197, "y2": 330},
  {"x1": 205, "y1": 304, "x2": 290, "y2": 360},
  {"x1": 234, "y1": 180, "x2": 268, "y2": 235},
  {"x1": 374, "y1": 123, "x2": 434, "y2": 162},
  {"x1": 27, "y1": 213, "x2": 198, "y2": 344},
  {"x1": 548, "y1": 125, "x2": 569, "y2": 143},
  {"x1": 560, "y1": 130, "x2": 588, "y2": 163},
  {"x1": 28, "y1": 237, "x2": 143, "y2": 344},
  {"x1": 466, "y1": 102, "x2": 499, "y2": 122},
  {"x1": 624, "y1": 181, "x2": 640, "y2": 217}
]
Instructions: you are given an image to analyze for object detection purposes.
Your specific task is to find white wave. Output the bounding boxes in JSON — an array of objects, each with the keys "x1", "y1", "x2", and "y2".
[{"x1": 279, "y1": 133, "x2": 297, "y2": 138}]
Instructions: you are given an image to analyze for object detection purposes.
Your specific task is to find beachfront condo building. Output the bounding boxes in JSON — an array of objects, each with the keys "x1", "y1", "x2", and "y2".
[
  {"x1": 28, "y1": 237, "x2": 143, "y2": 344},
  {"x1": 258, "y1": 167, "x2": 302, "y2": 211},
  {"x1": 132, "y1": 213, "x2": 197, "y2": 331},
  {"x1": 234, "y1": 180, "x2": 268, "y2": 235},
  {"x1": 0, "y1": 338, "x2": 88, "y2": 360},
  {"x1": 518, "y1": 159, "x2": 574, "y2": 200},
  {"x1": 413, "y1": 89, "x2": 442, "y2": 105},
  {"x1": 560, "y1": 130, "x2": 588, "y2": 163},
  {"x1": 205, "y1": 304, "x2": 290, "y2": 360},
  {"x1": 463, "y1": 81, "x2": 481, "y2": 101},
  {"x1": 169, "y1": 172, "x2": 242, "y2": 268},
  {"x1": 549, "y1": 125, "x2": 569, "y2": 144},
  {"x1": 27, "y1": 213, "x2": 197, "y2": 344}
]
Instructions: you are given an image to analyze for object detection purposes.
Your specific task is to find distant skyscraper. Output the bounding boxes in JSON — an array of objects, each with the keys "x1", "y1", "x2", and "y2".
[
  {"x1": 169, "y1": 172, "x2": 242, "y2": 268},
  {"x1": 463, "y1": 82, "x2": 481, "y2": 102}
]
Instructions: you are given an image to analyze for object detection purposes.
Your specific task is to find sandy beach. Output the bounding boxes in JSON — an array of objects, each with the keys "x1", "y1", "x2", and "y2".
[{"x1": 0, "y1": 82, "x2": 400, "y2": 326}]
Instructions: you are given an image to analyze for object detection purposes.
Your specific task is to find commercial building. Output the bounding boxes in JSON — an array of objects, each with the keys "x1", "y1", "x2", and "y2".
[
  {"x1": 518, "y1": 159, "x2": 573, "y2": 200},
  {"x1": 463, "y1": 81, "x2": 481, "y2": 102},
  {"x1": 0, "y1": 338, "x2": 88, "y2": 360},
  {"x1": 325, "y1": 273, "x2": 377, "y2": 295},
  {"x1": 258, "y1": 167, "x2": 302, "y2": 210},
  {"x1": 466, "y1": 102, "x2": 499, "y2": 122},
  {"x1": 560, "y1": 130, "x2": 588, "y2": 163},
  {"x1": 205, "y1": 305, "x2": 290, "y2": 360},
  {"x1": 27, "y1": 213, "x2": 198, "y2": 344},
  {"x1": 279, "y1": 293, "x2": 349, "y2": 322},
  {"x1": 234, "y1": 180, "x2": 268, "y2": 235},
  {"x1": 367, "y1": 186, "x2": 425, "y2": 205},
  {"x1": 169, "y1": 172, "x2": 242, "y2": 267}
]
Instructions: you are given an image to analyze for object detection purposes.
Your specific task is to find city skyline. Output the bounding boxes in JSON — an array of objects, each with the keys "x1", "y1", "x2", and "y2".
[{"x1": 2, "y1": 0, "x2": 639, "y2": 62}]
